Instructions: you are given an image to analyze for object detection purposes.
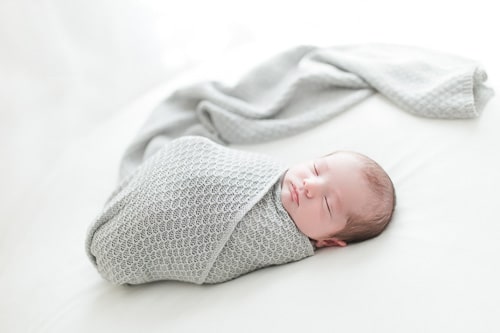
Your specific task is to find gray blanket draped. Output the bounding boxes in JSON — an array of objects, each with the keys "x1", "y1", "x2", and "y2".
[{"x1": 119, "y1": 44, "x2": 494, "y2": 181}]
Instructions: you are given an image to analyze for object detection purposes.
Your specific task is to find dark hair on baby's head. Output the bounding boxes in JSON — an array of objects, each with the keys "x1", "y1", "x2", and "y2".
[{"x1": 332, "y1": 151, "x2": 396, "y2": 244}]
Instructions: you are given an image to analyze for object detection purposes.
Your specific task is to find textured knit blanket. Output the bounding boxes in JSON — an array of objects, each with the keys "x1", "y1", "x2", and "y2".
[
  {"x1": 86, "y1": 137, "x2": 314, "y2": 285},
  {"x1": 87, "y1": 44, "x2": 494, "y2": 285},
  {"x1": 119, "y1": 44, "x2": 493, "y2": 181}
]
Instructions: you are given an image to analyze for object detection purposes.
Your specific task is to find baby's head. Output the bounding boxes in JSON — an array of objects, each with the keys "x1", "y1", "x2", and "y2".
[{"x1": 280, "y1": 151, "x2": 395, "y2": 248}]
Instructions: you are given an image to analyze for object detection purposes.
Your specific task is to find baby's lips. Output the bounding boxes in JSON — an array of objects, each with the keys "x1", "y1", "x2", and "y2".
[
  {"x1": 288, "y1": 183, "x2": 296, "y2": 204},
  {"x1": 291, "y1": 183, "x2": 300, "y2": 206}
]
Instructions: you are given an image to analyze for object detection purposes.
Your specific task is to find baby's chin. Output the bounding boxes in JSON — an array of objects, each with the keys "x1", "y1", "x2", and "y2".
[
  {"x1": 280, "y1": 169, "x2": 289, "y2": 187},
  {"x1": 280, "y1": 180, "x2": 294, "y2": 215},
  {"x1": 280, "y1": 185, "x2": 291, "y2": 212}
]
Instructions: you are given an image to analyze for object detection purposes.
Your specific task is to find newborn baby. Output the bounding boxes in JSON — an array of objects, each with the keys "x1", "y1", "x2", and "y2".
[
  {"x1": 86, "y1": 137, "x2": 395, "y2": 285},
  {"x1": 281, "y1": 150, "x2": 395, "y2": 248}
]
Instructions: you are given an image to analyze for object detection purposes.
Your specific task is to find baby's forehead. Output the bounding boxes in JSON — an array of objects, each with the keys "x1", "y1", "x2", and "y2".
[{"x1": 320, "y1": 152, "x2": 366, "y2": 171}]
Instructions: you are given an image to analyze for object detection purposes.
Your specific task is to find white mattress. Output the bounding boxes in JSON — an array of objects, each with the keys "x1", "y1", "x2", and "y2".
[{"x1": 2, "y1": 8, "x2": 500, "y2": 333}]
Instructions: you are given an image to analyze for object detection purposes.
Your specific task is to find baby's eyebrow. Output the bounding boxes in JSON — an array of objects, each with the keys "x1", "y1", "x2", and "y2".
[
  {"x1": 318, "y1": 160, "x2": 330, "y2": 183},
  {"x1": 321, "y1": 158, "x2": 330, "y2": 173}
]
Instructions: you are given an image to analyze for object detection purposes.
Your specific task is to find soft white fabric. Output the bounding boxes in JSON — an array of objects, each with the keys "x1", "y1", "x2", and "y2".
[{"x1": 2, "y1": 41, "x2": 499, "y2": 333}]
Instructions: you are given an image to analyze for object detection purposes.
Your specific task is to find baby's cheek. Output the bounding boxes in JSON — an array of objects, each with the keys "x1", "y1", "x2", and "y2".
[{"x1": 303, "y1": 203, "x2": 317, "y2": 219}]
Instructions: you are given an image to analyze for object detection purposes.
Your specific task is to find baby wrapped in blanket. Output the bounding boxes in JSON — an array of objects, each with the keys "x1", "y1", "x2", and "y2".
[
  {"x1": 85, "y1": 43, "x2": 496, "y2": 285},
  {"x1": 86, "y1": 136, "x2": 395, "y2": 285}
]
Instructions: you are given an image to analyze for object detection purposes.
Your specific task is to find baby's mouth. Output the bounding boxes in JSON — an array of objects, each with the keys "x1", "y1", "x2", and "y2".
[{"x1": 291, "y1": 183, "x2": 300, "y2": 206}]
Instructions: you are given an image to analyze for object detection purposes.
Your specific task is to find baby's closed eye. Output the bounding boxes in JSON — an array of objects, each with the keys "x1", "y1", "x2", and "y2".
[{"x1": 324, "y1": 197, "x2": 332, "y2": 216}]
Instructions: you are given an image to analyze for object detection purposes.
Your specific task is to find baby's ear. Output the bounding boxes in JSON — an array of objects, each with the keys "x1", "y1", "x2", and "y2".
[{"x1": 315, "y1": 238, "x2": 347, "y2": 248}]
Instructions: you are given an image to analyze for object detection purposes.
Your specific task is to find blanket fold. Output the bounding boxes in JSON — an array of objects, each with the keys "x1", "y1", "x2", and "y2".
[
  {"x1": 119, "y1": 44, "x2": 494, "y2": 181},
  {"x1": 204, "y1": 180, "x2": 314, "y2": 284}
]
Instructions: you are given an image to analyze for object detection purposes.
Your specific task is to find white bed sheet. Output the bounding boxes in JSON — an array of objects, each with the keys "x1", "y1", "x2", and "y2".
[{"x1": 2, "y1": 43, "x2": 499, "y2": 332}]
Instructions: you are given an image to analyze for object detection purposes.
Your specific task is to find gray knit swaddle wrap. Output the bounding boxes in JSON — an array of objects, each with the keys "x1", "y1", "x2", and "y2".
[
  {"x1": 205, "y1": 180, "x2": 314, "y2": 284},
  {"x1": 86, "y1": 44, "x2": 494, "y2": 285},
  {"x1": 86, "y1": 136, "x2": 313, "y2": 285}
]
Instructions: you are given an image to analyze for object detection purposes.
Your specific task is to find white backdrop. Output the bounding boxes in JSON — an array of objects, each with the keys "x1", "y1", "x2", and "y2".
[
  {"x1": 1, "y1": 0, "x2": 498, "y2": 215},
  {"x1": 1, "y1": 1, "x2": 499, "y2": 332}
]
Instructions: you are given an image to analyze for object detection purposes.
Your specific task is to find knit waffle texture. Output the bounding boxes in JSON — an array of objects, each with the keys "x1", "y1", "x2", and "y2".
[
  {"x1": 86, "y1": 137, "x2": 313, "y2": 285},
  {"x1": 205, "y1": 180, "x2": 314, "y2": 284},
  {"x1": 119, "y1": 44, "x2": 494, "y2": 181}
]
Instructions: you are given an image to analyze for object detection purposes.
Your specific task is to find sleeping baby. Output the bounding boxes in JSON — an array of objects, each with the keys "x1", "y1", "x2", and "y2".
[{"x1": 86, "y1": 136, "x2": 395, "y2": 285}]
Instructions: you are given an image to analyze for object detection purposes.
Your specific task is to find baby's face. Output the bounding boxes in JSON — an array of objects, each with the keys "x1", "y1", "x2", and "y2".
[{"x1": 281, "y1": 152, "x2": 372, "y2": 247}]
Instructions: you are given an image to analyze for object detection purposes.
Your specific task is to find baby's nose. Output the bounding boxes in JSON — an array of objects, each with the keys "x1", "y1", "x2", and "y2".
[{"x1": 303, "y1": 178, "x2": 320, "y2": 199}]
